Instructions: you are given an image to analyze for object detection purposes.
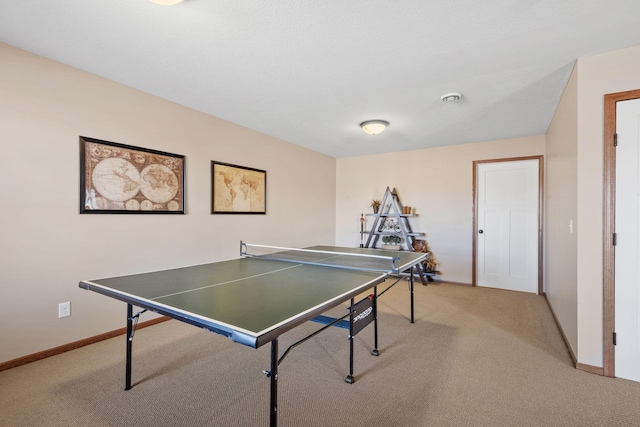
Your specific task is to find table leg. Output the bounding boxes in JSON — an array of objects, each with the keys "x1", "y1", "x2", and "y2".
[
  {"x1": 410, "y1": 267, "x2": 415, "y2": 324},
  {"x1": 269, "y1": 339, "x2": 278, "y2": 427},
  {"x1": 345, "y1": 298, "x2": 355, "y2": 384},
  {"x1": 416, "y1": 263, "x2": 428, "y2": 285},
  {"x1": 371, "y1": 286, "x2": 379, "y2": 356},
  {"x1": 125, "y1": 304, "x2": 133, "y2": 390}
]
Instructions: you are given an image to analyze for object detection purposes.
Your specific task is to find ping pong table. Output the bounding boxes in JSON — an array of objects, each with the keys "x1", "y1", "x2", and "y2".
[{"x1": 79, "y1": 243, "x2": 426, "y2": 426}]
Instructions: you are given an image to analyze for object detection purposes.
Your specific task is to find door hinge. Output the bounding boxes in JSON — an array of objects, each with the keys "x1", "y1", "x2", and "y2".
[
  {"x1": 613, "y1": 332, "x2": 617, "y2": 345},
  {"x1": 613, "y1": 233, "x2": 617, "y2": 246},
  {"x1": 614, "y1": 133, "x2": 618, "y2": 147}
]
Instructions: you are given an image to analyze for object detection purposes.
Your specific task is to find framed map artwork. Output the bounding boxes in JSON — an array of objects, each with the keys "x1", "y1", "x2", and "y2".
[
  {"x1": 211, "y1": 161, "x2": 266, "y2": 214},
  {"x1": 80, "y1": 136, "x2": 185, "y2": 214}
]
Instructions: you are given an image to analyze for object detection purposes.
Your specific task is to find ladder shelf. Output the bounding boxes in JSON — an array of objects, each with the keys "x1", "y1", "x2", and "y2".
[{"x1": 362, "y1": 187, "x2": 433, "y2": 284}]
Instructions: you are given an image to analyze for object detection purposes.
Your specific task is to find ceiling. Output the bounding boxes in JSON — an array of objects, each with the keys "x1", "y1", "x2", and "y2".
[{"x1": 2, "y1": 1, "x2": 640, "y2": 158}]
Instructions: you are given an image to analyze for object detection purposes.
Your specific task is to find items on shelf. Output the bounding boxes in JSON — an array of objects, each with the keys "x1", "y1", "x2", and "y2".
[
  {"x1": 411, "y1": 239, "x2": 439, "y2": 274},
  {"x1": 370, "y1": 199, "x2": 381, "y2": 214}
]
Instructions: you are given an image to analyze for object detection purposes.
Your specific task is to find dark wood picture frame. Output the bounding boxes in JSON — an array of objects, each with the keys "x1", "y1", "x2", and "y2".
[
  {"x1": 80, "y1": 136, "x2": 185, "y2": 214},
  {"x1": 211, "y1": 161, "x2": 266, "y2": 214}
]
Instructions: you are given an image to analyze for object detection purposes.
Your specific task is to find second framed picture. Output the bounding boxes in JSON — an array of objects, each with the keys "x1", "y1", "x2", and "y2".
[{"x1": 211, "y1": 161, "x2": 266, "y2": 214}]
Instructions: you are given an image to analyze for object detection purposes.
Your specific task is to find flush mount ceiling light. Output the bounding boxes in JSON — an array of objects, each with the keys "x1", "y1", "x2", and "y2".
[
  {"x1": 441, "y1": 92, "x2": 463, "y2": 102},
  {"x1": 149, "y1": 0, "x2": 184, "y2": 5},
  {"x1": 360, "y1": 120, "x2": 389, "y2": 135}
]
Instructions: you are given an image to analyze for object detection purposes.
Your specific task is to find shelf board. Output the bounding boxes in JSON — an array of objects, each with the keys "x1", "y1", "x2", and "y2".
[
  {"x1": 366, "y1": 213, "x2": 416, "y2": 217},
  {"x1": 360, "y1": 231, "x2": 424, "y2": 236}
]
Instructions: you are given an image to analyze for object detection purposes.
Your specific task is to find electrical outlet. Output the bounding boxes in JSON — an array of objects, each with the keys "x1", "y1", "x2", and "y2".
[{"x1": 58, "y1": 301, "x2": 71, "y2": 318}]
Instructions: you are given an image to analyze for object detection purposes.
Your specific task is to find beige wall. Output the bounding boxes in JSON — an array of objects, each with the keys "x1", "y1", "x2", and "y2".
[
  {"x1": 336, "y1": 136, "x2": 546, "y2": 284},
  {"x1": 573, "y1": 44, "x2": 640, "y2": 367},
  {"x1": 0, "y1": 43, "x2": 336, "y2": 363},
  {"x1": 545, "y1": 64, "x2": 578, "y2": 357}
]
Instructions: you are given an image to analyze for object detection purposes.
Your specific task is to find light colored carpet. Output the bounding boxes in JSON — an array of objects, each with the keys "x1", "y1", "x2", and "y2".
[{"x1": 2, "y1": 282, "x2": 640, "y2": 426}]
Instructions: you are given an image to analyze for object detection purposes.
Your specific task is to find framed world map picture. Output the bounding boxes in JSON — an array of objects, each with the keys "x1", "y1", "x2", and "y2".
[
  {"x1": 211, "y1": 161, "x2": 266, "y2": 214},
  {"x1": 80, "y1": 136, "x2": 185, "y2": 214}
]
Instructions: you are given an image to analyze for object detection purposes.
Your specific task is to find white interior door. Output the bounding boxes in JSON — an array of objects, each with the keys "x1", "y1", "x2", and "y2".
[
  {"x1": 476, "y1": 160, "x2": 539, "y2": 293},
  {"x1": 615, "y1": 98, "x2": 640, "y2": 382}
]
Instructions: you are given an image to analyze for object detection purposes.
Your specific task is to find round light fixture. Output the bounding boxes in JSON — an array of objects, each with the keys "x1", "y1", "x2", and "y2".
[
  {"x1": 441, "y1": 92, "x2": 463, "y2": 102},
  {"x1": 360, "y1": 120, "x2": 389, "y2": 135},
  {"x1": 149, "y1": 0, "x2": 184, "y2": 5}
]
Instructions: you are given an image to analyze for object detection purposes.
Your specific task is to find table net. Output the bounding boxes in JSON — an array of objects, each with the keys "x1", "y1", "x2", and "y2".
[{"x1": 241, "y1": 243, "x2": 398, "y2": 273}]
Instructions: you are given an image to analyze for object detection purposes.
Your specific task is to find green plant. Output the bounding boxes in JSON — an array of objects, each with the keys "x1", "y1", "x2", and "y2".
[
  {"x1": 370, "y1": 199, "x2": 381, "y2": 208},
  {"x1": 382, "y1": 235, "x2": 401, "y2": 245}
]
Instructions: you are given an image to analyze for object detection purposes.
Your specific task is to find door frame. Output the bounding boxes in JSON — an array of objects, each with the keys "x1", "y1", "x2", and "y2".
[
  {"x1": 603, "y1": 89, "x2": 640, "y2": 377},
  {"x1": 472, "y1": 156, "x2": 544, "y2": 294}
]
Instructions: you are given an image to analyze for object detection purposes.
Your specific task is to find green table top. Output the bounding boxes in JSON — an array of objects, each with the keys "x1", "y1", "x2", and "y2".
[{"x1": 79, "y1": 246, "x2": 425, "y2": 348}]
